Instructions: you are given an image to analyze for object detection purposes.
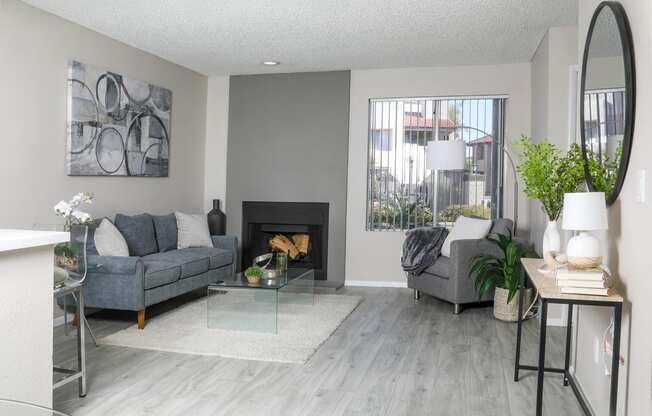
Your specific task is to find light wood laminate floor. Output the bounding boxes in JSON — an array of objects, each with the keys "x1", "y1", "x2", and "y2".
[{"x1": 53, "y1": 287, "x2": 585, "y2": 416}]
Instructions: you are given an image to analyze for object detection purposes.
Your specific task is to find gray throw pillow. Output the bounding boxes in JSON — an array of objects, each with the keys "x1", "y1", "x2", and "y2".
[
  {"x1": 175, "y1": 212, "x2": 213, "y2": 249},
  {"x1": 114, "y1": 213, "x2": 158, "y2": 256},
  {"x1": 94, "y1": 218, "x2": 129, "y2": 257},
  {"x1": 153, "y1": 214, "x2": 178, "y2": 252},
  {"x1": 490, "y1": 218, "x2": 514, "y2": 238}
]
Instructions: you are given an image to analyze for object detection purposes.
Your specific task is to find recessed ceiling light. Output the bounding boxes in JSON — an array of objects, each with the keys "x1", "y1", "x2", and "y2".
[{"x1": 262, "y1": 60, "x2": 280, "y2": 66}]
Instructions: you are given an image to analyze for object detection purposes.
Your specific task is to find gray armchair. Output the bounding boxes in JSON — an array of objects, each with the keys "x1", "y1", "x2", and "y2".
[{"x1": 407, "y1": 218, "x2": 529, "y2": 314}]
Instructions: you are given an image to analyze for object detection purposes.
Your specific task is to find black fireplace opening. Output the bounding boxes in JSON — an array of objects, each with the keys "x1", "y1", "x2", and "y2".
[{"x1": 242, "y1": 202, "x2": 329, "y2": 280}]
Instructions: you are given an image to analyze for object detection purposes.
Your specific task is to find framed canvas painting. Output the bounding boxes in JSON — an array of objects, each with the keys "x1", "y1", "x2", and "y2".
[{"x1": 66, "y1": 60, "x2": 172, "y2": 176}]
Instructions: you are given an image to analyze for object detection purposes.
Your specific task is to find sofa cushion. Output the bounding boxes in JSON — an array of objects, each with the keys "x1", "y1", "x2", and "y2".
[
  {"x1": 490, "y1": 218, "x2": 514, "y2": 238},
  {"x1": 182, "y1": 247, "x2": 233, "y2": 269},
  {"x1": 143, "y1": 249, "x2": 210, "y2": 278},
  {"x1": 94, "y1": 218, "x2": 129, "y2": 257},
  {"x1": 175, "y1": 212, "x2": 213, "y2": 249},
  {"x1": 153, "y1": 214, "x2": 178, "y2": 252},
  {"x1": 441, "y1": 216, "x2": 492, "y2": 257},
  {"x1": 143, "y1": 260, "x2": 181, "y2": 289},
  {"x1": 424, "y1": 256, "x2": 451, "y2": 279},
  {"x1": 114, "y1": 213, "x2": 158, "y2": 256}
]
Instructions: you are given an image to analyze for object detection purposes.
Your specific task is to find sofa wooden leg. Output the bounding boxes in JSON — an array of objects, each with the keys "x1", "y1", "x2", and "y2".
[
  {"x1": 414, "y1": 290, "x2": 421, "y2": 301},
  {"x1": 72, "y1": 310, "x2": 80, "y2": 327},
  {"x1": 454, "y1": 304, "x2": 461, "y2": 315},
  {"x1": 137, "y1": 309, "x2": 145, "y2": 330}
]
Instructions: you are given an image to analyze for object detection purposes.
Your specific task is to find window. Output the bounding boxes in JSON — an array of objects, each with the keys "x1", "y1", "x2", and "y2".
[
  {"x1": 366, "y1": 96, "x2": 507, "y2": 231},
  {"x1": 583, "y1": 88, "x2": 625, "y2": 160}
]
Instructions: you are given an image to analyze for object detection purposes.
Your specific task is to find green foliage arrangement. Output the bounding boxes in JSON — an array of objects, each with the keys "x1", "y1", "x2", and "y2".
[
  {"x1": 244, "y1": 266, "x2": 264, "y2": 279},
  {"x1": 370, "y1": 194, "x2": 433, "y2": 228},
  {"x1": 54, "y1": 242, "x2": 77, "y2": 258},
  {"x1": 514, "y1": 136, "x2": 585, "y2": 221},
  {"x1": 585, "y1": 140, "x2": 623, "y2": 196},
  {"x1": 469, "y1": 232, "x2": 534, "y2": 303},
  {"x1": 436, "y1": 204, "x2": 491, "y2": 223}
]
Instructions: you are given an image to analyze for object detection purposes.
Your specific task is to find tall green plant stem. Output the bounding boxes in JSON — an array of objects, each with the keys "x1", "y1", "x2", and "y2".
[{"x1": 514, "y1": 136, "x2": 585, "y2": 221}]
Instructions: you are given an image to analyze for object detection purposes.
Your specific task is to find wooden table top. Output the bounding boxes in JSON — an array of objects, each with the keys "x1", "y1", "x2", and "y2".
[{"x1": 521, "y1": 258, "x2": 623, "y2": 304}]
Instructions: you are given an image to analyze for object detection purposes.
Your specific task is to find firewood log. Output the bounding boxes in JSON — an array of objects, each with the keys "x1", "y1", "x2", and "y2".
[
  {"x1": 270, "y1": 234, "x2": 300, "y2": 259},
  {"x1": 292, "y1": 233, "x2": 310, "y2": 255}
]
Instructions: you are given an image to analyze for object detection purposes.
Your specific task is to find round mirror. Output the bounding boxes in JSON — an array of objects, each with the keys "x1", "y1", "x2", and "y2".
[{"x1": 580, "y1": 1, "x2": 635, "y2": 206}]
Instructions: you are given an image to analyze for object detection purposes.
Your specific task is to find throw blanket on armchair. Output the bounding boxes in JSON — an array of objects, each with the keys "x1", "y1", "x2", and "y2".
[{"x1": 401, "y1": 227, "x2": 449, "y2": 276}]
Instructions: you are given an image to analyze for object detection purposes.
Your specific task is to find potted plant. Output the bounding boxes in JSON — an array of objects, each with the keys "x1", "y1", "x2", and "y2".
[
  {"x1": 514, "y1": 136, "x2": 585, "y2": 262},
  {"x1": 470, "y1": 232, "x2": 535, "y2": 322},
  {"x1": 53, "y1": 192, "x2": 94, "y2": 273},
  {"x1": 244, "y1": 266, "x2": 264, "y2": 284}
]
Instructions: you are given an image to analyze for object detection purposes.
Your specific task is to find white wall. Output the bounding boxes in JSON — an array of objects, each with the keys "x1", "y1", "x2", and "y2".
[
  {"x1": 529, "y1": 26, "x2": 579, "y2": 256},
  {"x1": 528, "y1": 27, "x2": 579, "y2": 326},
  {"x1": 203, "y1": 76, "x2": 230, "y2": 212},
  {"x1": 0, "y1": 0, "x2": 208, "y2": 227},
  {"x1": 346, "y1": 64, "x2": 531, "y2": 285},
  {"x1": 574, "y1": 1, "x2": 652, "y2": 414}
]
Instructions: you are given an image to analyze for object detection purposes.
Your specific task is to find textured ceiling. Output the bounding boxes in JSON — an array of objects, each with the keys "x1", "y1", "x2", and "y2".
[{"x1": 22, "y1": 0, "x2": 578, "y2": 76}]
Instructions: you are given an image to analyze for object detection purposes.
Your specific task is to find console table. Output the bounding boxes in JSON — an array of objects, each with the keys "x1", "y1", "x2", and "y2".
[{"x1": 515, "y1": 258, "x2": 623, "y2": 416}]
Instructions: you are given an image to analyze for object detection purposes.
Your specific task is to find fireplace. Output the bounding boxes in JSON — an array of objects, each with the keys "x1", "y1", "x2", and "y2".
[{"x1": 241, "y1": 202, "x2": 329, "y2": 280}]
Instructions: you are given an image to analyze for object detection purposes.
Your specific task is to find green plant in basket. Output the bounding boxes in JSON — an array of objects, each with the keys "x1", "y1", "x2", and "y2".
[{"x1": 470, "y1": 232, "x2": 535, "y2": 304}]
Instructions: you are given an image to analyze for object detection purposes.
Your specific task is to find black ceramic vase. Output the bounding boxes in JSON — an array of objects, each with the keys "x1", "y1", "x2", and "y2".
[{"x1": 207, "y1": 199, "x2": 226, "y2": 235}]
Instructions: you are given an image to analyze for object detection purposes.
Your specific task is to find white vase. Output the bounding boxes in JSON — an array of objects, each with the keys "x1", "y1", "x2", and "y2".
[{"x1": 543, "y1": 219, "x2": 561, "y2": 257}]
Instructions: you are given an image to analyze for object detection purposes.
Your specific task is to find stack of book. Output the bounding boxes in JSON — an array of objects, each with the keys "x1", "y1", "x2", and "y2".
[{"x1": 556, "y1": 267, "x2": 613, "y2": 296}]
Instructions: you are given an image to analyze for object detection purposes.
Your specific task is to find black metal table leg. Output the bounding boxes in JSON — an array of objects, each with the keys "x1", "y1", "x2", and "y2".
[
  {"x1": 536, "y1": 299, "x2": 548, "y2": 416},
  {"x1": 514, "y1": 268, "x2": 526, "y2": 381},
  {"x1": 563, "y1": 304, "x2": 573, "y2": 386},
  {"x1": 609, "y1": 303, "x2": 622, "y2": 416}
]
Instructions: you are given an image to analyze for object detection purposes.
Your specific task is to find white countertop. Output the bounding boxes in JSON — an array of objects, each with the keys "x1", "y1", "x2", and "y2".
[{"x1": 0, "y1": 229, "x2": 70, "y2": 253}]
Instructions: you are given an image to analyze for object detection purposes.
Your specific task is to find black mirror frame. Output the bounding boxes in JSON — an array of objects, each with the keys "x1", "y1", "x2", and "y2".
[{"x1": 580, "y1": 1, "x2": 636, "y2": 206}]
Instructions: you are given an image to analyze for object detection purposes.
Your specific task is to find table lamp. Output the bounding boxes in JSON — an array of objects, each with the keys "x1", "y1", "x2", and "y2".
[{"x1": 561, "y1": 192, "x2": 608, "y2": 269}]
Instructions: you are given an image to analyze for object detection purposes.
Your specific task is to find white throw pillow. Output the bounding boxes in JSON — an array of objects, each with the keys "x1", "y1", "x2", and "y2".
[
  {"x1": 94, "y1": 218, "x2": 129, "y2": 257},
  {"x1": 175, "y1": 212, "x2": 213, "y2": 249},
  {"x1": 441, "y1": 216, "x2": 492, "y2": 257}
]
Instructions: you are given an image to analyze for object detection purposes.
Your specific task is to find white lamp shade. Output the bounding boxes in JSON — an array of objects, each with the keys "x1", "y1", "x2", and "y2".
[
  {"x1": 561, "y1": 192, "x2": 608, "y2": 231},
  {"x1": 426, "y1": 140, "x2": 466, "y2": 170}
]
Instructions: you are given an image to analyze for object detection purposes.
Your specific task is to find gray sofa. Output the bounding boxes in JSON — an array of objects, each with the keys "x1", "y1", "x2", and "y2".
[
  {"x1": 408, "y1": 218, "x2": 527, "y2": 314},
  {"x1": 68, "y1": 213, "x2": 237, "y2": 329}
]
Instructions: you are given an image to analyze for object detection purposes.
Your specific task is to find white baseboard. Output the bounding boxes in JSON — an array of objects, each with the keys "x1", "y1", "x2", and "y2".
[
  {"x1": 345, "y1": 280, "x2": 407, "y2": 288},
  {"x1": 53, "y1": 313, "x2": 75, "y2": 328}
]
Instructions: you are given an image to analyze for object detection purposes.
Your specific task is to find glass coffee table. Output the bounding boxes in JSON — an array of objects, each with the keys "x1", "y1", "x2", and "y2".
[{"x1": 207, "y1": 268, "x2": 314, "y2": 334}]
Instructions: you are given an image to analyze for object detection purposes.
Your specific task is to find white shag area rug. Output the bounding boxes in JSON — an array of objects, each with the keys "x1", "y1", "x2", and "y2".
[{"x1": 99, "y1": 294, "x2": 361, "y2": 364}]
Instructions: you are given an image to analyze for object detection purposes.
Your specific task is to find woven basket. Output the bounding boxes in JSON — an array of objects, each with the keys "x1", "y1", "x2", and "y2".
[{"x1": 494, "y1": 287, "x2": 533, "y2": 322}]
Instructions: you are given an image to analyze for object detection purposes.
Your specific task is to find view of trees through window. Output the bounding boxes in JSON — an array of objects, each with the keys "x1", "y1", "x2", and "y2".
[{"x1": 366, "y1": 97, "x2": 507, "y2": 231}]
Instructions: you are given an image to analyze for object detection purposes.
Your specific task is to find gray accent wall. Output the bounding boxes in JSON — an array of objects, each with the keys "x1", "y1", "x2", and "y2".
[{"x1": 226, "y1": 71, "x2": 350, "y2": 283}]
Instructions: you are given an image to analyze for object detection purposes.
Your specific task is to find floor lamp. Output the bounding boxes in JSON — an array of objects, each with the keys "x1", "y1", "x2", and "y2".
[
  {"x1": 427, "y1": 139, "x2": 519, "y2": 234},
  {"x1": 426, "y1": 140, "x2": 466, "y2": 225}
]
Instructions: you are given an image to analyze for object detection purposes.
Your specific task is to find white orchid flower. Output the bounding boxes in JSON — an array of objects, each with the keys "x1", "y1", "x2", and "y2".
[
  {"x1": 54, "y1": 193, "x2": 94, "y2": 229},
  {"x1": 72, "y1": 210, "x2": 92, "y2": 224},
  {"x1": 70, "y1": 193, "x2": 83, "y2": 207},
  {"x1": 54, "y1": 200, "x2": 72, "y2": 217}
]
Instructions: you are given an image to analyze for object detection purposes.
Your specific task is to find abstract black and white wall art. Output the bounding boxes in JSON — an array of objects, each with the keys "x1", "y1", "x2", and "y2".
[{"x1": 66, "y1": 60, "x2": 172, "y2": 176}]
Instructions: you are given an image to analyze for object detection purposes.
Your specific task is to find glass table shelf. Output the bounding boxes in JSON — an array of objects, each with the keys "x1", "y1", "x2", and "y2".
[{"x1": 207, "y1": 268, "x2": 315, "y2": 334}]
